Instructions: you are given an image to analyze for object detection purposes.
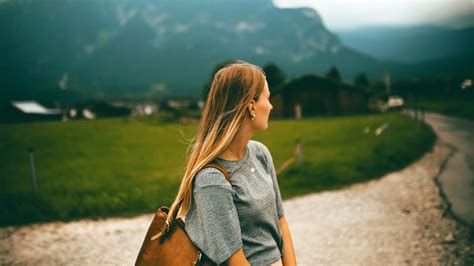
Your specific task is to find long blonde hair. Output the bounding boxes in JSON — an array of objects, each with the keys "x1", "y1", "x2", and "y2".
[{"x1": 167, "y1": 60, "x2": 266, "y2": 222}]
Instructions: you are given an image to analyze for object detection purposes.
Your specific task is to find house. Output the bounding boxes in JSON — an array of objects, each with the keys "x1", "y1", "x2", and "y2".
[
  {"x1": 0, "y1": 101, "x2": 63, "y2": 123},
  {"x1": 270, "y1": 75, "x2": 369, "y2": 118}
]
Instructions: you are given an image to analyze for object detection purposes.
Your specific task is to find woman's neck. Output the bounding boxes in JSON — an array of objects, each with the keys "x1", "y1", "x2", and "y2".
[{"x1": 218, "y1": 122, "x2": 253, "y2": 161}]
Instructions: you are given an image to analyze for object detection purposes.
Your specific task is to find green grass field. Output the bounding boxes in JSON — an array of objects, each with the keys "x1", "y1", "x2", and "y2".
[
  {"x1": 0, "y1": 112, "x2": 435, "y2": 226},
  {"x1": 412, "y1": 100, "x2": 474, "y2": 121}
]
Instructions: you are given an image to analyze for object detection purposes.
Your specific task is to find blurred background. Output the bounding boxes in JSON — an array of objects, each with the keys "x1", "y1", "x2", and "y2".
[{"x1": 0, "y1": 0, "x2": 472, "y2": 226}]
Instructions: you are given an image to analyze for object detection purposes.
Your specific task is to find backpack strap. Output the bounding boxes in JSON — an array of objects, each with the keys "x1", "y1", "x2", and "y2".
[
  {"x1": 202, "y1": 162, "x2": 231, "y2": 183},
  {"x1": 170, "y1": 162, "x2": 230, "y2": 222}
]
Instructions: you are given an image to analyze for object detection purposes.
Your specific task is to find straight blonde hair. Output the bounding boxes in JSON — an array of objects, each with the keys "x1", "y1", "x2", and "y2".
[{"x1": 167, "y1": 60, "x2": 266, "y2": 222}]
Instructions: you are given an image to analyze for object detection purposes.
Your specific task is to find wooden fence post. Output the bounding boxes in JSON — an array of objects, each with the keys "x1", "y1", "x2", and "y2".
[{"x1": 28, "y1": 147, "x2": 38, "y2": 195}]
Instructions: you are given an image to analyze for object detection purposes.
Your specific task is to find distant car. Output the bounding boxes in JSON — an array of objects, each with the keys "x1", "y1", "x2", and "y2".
[{"x1": 387, "y1": 95, "x2": 404, "y2": 110}]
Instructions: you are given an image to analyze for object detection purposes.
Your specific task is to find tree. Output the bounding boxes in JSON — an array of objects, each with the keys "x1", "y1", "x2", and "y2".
[
  {"x1": 263, "y1": 63, "x2": 286, "y2": 92},
  {"x1": 201, "y1": 60, "x2": 234, "y2": 100},
  {"x1": 354, "y1": 73, "x2": 370, "y2": 88},
  {"x1": 325, "y1": 66, "x2": 341, "y2": 82}
]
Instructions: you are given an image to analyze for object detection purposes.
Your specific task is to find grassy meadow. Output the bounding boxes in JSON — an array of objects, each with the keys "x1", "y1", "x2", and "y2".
[{"x1": 0, "y1": 112, "x2": 435, "y2": 226}]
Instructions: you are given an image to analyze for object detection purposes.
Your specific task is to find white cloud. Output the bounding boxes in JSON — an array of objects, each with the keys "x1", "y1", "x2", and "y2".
[
  {"x1": 117, "y1": 6, "x2": 137, "y2": 26},
  {"x1": 273, "y1": 0, "x2": 474, "y2": 30},
  {"x1": 236, "y1": 21, "x2": 265, "y2": 32},
  {"x1": 84, "y1": 44, "x2": 95, "y2": 55},
  {"x1": 330, "y1": 45, "x2": 340, "y2": 54},
  {"x1": 175, "y1": 23, "x2": 189, "y2": 33}
]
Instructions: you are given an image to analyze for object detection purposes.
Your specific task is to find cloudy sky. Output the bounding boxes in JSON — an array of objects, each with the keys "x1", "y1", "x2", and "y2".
[{"x1": 273, "y1": 0, "x2": 473, "y2": 31}]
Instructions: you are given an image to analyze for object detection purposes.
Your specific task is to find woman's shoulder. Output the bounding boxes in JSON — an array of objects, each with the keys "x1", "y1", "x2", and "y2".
[
  {"x1": 249, "y1": 140, "x2": 271, "y2": 158},
  {"x1": 194, "y1": 166, "x2": 232, "y2": 190}
]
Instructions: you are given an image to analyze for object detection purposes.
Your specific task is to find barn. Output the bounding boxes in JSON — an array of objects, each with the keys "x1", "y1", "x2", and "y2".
[{"x1": 270, "y1": 74, "x2": 369, "y2": 118}]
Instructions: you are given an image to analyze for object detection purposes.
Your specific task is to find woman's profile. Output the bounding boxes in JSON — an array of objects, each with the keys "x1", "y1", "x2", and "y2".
[{"x1": 167, "y1": 60, "x2": 297, "y2": 265}]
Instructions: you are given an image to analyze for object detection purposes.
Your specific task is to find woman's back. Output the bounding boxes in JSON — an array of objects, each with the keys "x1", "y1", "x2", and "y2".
[{"x1": 184, "y1": 140, "x2": 285, "y2": 265}]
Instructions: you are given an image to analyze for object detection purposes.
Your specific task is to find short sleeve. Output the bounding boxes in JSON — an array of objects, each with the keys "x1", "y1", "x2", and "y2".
[
  {"x1": 257, "y1": 142, "x2": 285, "y2": 219},
  {"x1": 185, "y1": 168, "x2": 243, "y2": 264}
]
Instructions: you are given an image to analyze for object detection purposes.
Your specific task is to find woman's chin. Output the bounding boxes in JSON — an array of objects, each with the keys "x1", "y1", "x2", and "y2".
[{"x1": 253, "y1": 122, "x2": 269, "y2": 131}]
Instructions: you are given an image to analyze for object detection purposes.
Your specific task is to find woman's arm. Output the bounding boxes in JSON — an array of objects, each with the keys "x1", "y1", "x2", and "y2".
[
  {"x1": 279, "y1": 216, "x2": 297, "y2": 265},
  {"x1": 226, "y1": 248, "x2": 250, "y2": 266}
]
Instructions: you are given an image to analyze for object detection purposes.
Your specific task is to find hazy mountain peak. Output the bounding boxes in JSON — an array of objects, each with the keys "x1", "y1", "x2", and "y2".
[{"x1": 0, "y1": 0, "x2": 379, "y2": 98}]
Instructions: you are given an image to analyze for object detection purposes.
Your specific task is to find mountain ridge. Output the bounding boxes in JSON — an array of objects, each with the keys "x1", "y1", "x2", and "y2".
[{"x1": 1, "y1": 0, "x2": 471, "y2": 100}]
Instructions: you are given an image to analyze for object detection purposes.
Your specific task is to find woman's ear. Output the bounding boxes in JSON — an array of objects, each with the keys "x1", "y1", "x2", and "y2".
[{"x1": 247, "y1": 100, "x2": 255, "y2": 115}]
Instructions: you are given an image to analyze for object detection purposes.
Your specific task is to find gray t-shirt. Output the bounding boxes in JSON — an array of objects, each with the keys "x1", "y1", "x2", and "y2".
[{"x1": 184, "y1": 140, "x2": 285, "y2": 265}]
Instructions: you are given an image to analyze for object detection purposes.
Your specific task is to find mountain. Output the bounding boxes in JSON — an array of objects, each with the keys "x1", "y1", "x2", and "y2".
[
  {"x1": 1, "y1": 0, "x2": 471, "y2": 101},
  {"x1": 1, "y1": 0, "x2": 383, "y2": 99},
  {"x1": 335, "y1": 25, "x2": 474, "y2": 64},
  {"x1": 439, "y1": 14, "x2": 474, "y2": 29}
]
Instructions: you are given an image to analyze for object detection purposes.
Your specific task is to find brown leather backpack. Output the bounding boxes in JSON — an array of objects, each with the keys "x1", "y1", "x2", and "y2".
[{"x1": 135, "y1": 163, "x2": 230, "y2": 266}]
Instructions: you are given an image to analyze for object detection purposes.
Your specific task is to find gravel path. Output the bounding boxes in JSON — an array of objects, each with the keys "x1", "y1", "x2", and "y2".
[
  {"x1": 1, "y1": 141, "x2": 473, "y2": 265},
  {"x1": 422, "y1": 112, "x2": 474, "y2": 225},
  {"x1": 285, "y1": 140, "x2": 472, "y2": 265}
]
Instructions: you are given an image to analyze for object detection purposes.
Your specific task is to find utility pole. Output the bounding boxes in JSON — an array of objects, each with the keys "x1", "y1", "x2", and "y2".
[{"x1": 384, "y1": 71, "x2": 391, "y2": 96}]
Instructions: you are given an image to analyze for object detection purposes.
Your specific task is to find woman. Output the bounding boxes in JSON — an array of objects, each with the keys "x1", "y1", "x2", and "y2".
[{"x1": 167, "y1": 60, "x2": 297, "y2": 265}]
